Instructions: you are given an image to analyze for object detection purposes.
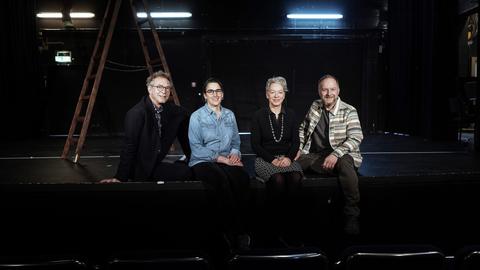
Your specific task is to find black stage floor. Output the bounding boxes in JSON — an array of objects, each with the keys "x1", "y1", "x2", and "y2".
[{"x1": 0, "y1": 133, "x2": 479, "y2": 183}]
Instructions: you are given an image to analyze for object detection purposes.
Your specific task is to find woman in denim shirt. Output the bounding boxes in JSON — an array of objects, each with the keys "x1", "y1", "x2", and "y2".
[{"x1": 188, "y1": 78, "x2": 251, "y2": 250}]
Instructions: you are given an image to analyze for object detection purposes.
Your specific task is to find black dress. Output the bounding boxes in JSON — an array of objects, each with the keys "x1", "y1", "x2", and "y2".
[{"x1": 250, "y1": 106, "x2": 302, "y2": 182}]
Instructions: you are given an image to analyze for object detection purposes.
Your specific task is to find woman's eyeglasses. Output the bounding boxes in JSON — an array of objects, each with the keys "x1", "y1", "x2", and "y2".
[{"x1": 205, "y1": 89, "x2": 223, "y2": 95}]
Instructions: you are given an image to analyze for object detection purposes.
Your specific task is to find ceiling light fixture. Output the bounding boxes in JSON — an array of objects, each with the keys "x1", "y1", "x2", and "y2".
[
  {"x1": 136, "y1": 12, "x2": 192, "y2": 18},
  {"x1": 287, "y1": 13, "x2": 343, "y2": 19},
  {"x1": 70, "y1": 12, "x2": 95, "y2": 18},
  {"x1": 37, "y1": 12, "x2": 62, "y2": 18},
  {"x1": 36, "y1": 12, "x2": 95, "y2": 19}
]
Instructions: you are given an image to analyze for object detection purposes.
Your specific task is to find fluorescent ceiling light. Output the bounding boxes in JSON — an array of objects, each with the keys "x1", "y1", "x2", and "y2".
[
  {"x1": 37, "y1": 12, "x2": 62, "y2": 18},
  {"x1": 36, "y1": 12, "x2": 95, "y2": 19},
  {"x1": 287, "y1": 13, "x2": 343, "y2": 19},
  {"x1": 70, "y1": 12, "x2": 95, "y2": 18},
  {"x1": 137, "y1": 12, "x2": 192, "y2": 18}
]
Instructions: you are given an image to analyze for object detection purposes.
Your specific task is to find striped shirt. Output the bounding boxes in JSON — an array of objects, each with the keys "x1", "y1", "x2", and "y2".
[{"x1": 299, "y1": 97, "x2": 363, "y2": 167}]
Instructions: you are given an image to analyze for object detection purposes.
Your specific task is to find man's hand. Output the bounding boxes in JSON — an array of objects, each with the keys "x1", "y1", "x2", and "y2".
[
  {"x1": 99, "y1": 178, "x2": 121, "y2": 183},
  {"x1": 322, "y1": 154, "x2": 338, "y2": 170}
]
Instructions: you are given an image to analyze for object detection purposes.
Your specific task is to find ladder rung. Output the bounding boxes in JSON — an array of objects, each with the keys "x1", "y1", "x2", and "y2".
[
  {"x1": 81, "y1": 95, "x2": 90, "y2": 100},
  {"x1": 70, "y1": 137, "x2": 79, "y2": 144},
  {"x1": 88, "y1": 74, "x2": 97, "y2": 80},
  {"x1": 76, "y1": 116, "x2": 85, "y2": 122},
  {"x1": 149, "y1": 58, "x2": 161, "y2": 65}
]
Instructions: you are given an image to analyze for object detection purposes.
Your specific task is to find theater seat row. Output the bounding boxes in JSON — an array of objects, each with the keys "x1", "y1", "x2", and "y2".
[{"x1": 1, "y1": 245, "x2": 479, "y2": 270}]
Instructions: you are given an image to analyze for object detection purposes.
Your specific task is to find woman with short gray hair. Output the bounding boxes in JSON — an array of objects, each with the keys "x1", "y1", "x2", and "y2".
[{"x1": 250, "y1": 76, "x2": 304, "y2": 247}]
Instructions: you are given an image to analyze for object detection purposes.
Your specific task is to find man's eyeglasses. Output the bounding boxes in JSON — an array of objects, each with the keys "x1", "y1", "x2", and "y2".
[
  {"x1": 205, "y1": 89, "x2": 223, "y2": 95},
  {"x1": 150, "y1": 84, "x2": 172, "y2": 92}
]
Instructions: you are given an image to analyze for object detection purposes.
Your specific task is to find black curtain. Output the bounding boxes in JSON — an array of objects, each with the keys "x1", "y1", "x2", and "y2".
[
  {"x1": 0, "y1": 0, "x2": 41, "y2": 139},
  {"x1": 387, "y1": 0, "x2": 457, "y2": 140}
]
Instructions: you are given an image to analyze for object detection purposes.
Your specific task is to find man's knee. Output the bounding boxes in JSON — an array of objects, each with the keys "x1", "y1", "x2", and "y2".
[
  {"x1": 296, "y1": 156, "x2": 312, "y2": 170},
  {"x1": 336, "y1": 154, "x2": 355, "y2": 171},
  {"x1": 298, "y1": 153, "x2": 324, "y2": 172}
]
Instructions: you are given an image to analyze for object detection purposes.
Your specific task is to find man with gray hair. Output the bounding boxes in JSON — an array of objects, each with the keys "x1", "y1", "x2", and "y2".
[
  {"x1": 102, "y1": 71, "x2": 191, "y2": 182},
  {"x1": 296, "y1": 74, "x2": 363, "y2": 235}
]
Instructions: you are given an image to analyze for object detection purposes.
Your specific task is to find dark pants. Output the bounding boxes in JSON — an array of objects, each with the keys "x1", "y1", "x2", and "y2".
[
  {"x1": 152, "y1": 161, "x2": 192, "y2": 181},
  {"x1": 192, "y1": 162, "x2": 250, "y2": 234},
  {"x1": 298, "y1": 153, "x2": 360, "y2": 218}
]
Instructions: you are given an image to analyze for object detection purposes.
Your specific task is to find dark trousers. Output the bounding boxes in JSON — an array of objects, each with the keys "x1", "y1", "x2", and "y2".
[
  {"x1": 152, "y1": 161, "x2": 192, "y2": 181},
  {"x1": 298, "y1": 152, "x2": 360, "y2": 217},
  {"x1": 192, "y1": 162, "x2": 250, "y2": 234}
]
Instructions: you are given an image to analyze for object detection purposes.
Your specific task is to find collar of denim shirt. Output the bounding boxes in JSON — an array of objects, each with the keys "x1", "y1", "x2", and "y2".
[{"x1": 203, "y1": 103, "x2": 230, "y2": 122}]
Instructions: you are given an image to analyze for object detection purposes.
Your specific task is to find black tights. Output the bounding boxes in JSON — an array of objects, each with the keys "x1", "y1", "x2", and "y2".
[
  {"x1": 265, "y1": 171, "x2": 303, "y2": 237},
  {"x1": 266, "y1": 172, "x2": 303, "y2": 205}
]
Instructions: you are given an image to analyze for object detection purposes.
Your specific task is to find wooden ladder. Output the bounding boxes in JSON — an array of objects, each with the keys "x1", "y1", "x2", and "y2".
[{"x1": 61, "y1": 0, "x2": 179, "y2": 162}]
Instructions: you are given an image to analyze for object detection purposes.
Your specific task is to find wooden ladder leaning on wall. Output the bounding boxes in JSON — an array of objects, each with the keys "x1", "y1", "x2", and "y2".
[{"x1": 61, "y1": 0, "x2": 179, "y2": 163}]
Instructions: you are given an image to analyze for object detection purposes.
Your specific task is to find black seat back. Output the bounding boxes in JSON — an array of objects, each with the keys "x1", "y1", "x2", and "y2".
[
  {"x1": 228, "y1": 247, "x2": 328, "y2": 270},
  {"x1": 337, "y1": 245, "x2": 446, "y2": 270}
]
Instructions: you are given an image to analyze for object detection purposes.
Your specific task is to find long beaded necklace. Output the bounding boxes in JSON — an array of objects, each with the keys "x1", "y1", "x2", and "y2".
[{"x1": 268, "y1": 112, "x2": 284, "y2": 143}]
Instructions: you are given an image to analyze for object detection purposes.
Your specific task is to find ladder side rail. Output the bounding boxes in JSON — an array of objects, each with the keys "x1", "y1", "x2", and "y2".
[
  {"x1": 129, "y1": 0, "x2": 154, "y2": 75},
  {"x1": 62, "y1": 0, "x2": 115, "y2": 159},
  {"x1": 73, "y1": 0, "x2": 123, "y2": 162},
  {"x1": 141, "y1": 0, "x2": 180, "y2": 105}
]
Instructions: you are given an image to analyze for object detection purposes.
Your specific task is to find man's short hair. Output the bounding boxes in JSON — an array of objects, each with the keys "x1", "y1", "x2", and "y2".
[
  {"x1": 265, "y1": 76, "x2": 288, "y2": 92},
  {"x1": 146, "y1": 70, "x2": 172, "y2": 87},
  {"x1": 318, "y1": 74, "x2": 340, "y2": 88}
]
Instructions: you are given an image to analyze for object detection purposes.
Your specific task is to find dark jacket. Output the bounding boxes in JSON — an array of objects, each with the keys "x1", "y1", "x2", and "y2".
[{"x1": 115, "y1": 96, "x2": 191, "y2": 181}]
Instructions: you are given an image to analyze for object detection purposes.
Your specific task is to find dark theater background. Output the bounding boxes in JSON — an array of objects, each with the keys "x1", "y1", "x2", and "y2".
[{"x1": 1, "y1": 0, "x2": 480, "y2": 269}]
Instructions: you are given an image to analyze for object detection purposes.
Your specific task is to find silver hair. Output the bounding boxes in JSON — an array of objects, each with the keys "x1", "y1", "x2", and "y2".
[
  {"x1": 265, "y1": 76, "x2": 288, "y2": 92},
  {"x1": 146, "y1": 70, "x2": 172, "y2": 86}
]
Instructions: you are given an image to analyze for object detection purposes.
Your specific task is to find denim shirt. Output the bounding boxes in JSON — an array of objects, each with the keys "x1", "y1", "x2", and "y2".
[{"x1": 188, "y1": 104, "x2": 241, "y2": 167}]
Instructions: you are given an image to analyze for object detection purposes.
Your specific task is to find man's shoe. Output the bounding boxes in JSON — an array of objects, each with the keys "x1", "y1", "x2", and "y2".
[
  {"x1": 344, "y1": 215, "x2": 360, "y2": 235},
  {"x1": 237, "y1": 233, "x2": 251, "y2": 251}
]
